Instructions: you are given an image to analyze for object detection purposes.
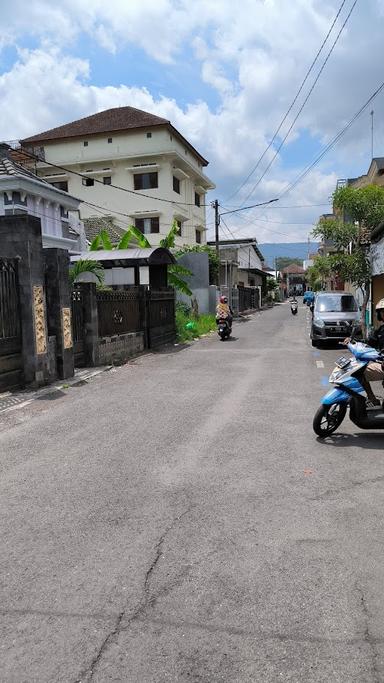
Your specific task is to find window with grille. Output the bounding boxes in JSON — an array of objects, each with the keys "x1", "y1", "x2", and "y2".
[
  {"x1": 173, "y1": 176, "x2": 180, "y2": 194},
  {"x1": 194, "y1": 192, "x2": 201, "y2": 207},
  {"x1": 133, "y1": 172, "x2": 158, "y2": 190},
  {"x1": 135, "y1": 217, "x2": 160, "y2": 234},
  {"x1": 195, "y1": 229, "x2": 202, "y2": 244}
]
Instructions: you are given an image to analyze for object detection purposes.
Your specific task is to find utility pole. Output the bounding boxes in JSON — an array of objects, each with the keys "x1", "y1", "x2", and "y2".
[{"x1": 212, "y1": 199, "x2": 220, "y2": 286}]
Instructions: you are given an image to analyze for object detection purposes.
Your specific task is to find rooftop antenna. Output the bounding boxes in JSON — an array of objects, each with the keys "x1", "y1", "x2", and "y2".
[{"x1": 370, "y1": 110, "x2": 374, "y2": 160}]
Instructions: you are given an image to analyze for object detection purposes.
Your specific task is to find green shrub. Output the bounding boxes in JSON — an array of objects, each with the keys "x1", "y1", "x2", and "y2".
[{"x1": 176, "y1": 310, "x2": 216, "y2": 342}]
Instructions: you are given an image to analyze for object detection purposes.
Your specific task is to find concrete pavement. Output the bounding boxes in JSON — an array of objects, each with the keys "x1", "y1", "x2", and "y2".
[{"x1": 1, "y1": 302, "x2": 384, "y2": 682}]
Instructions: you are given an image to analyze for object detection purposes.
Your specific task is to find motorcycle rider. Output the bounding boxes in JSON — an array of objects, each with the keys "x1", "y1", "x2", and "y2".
[
  {"x1": 344, "y1": 298, "x2": 384, "y2": 406},
  {"x1": 216, "y1": 295, "x2": 233, "y2": 328}
]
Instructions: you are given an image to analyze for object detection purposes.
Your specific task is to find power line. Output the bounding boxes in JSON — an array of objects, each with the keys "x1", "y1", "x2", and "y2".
[
  {"x1": 16, "y1": 147, "x2": 210, "y2": 208},
  {"x1": 239, "y1": 0, "x2": 359, "y2": 206},
  {"x1": 225, "y1": 0, "x2": 349, "y2": 203},
  {"x1": 278, "y1": 77, "x2": 384, "y2": 199},
  {"x1": 219, "y1": 198, "x2": 279, "y2": 216}
]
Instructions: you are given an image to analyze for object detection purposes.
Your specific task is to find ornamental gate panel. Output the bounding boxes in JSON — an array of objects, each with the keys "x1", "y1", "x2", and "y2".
[
  {"x1": 96, "y1": 288, "x2": 142, "y2": 337},
  {"x1": 146, "y1": 288, "x2": 176, "y2": 348},
  {"x1": 0, "y1": 258, "x2": 23, "y2": 391},
  {"x1": 71, "y1": 287, "x2": 86, "y2": 367}
]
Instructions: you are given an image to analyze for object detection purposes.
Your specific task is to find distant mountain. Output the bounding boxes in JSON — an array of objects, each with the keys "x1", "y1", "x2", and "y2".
[{"x1": 259, "y1": 242, "x2": 319, "y2": 267}]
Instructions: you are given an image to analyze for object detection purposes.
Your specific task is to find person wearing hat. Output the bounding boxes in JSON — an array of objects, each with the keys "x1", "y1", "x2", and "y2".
[{"x1": 345, "y1": 298, "x2": 384, "y2": 405}]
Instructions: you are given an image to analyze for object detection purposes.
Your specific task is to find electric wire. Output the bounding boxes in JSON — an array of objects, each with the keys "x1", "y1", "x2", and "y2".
[
  {"x1": 239, "y1": 0, "x2": 359, "y2": 206},
  {"x1": 278, "y1": 77, "x2": 384, "y2": 199},
  {"x1": 225, "y1": 0, "x2": 348, "y2": 202},
  {"x1": 16, "y1": 147, "x2": 211, "y2": 207}
]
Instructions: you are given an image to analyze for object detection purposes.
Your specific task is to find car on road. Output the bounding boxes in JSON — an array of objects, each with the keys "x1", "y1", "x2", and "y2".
[
  {"x1": 310, "y1": 292, "x2": 361, "y2": 346},
  {"x1": 303, "y1": 291, "x2": 315, "y2": 306}
]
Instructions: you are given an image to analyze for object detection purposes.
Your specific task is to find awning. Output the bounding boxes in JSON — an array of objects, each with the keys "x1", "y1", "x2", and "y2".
[{"x1": 70, "y1": 247, "x2": 176, "y2": 268}]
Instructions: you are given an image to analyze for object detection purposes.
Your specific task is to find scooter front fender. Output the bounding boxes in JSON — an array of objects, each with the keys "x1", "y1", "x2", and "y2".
[{"x1": 322, "y1": 387, "x2": 350, "y2": 405}]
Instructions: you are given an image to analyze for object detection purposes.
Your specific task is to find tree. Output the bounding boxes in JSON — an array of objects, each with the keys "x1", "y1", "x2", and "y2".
[
  {"x1": 305, "y1": 255, "x2": 332, "y2": 292},
  {"x1": 312, "y1": 184, "x2": 384, "y2": 337},
  {"x1": 276, "y1": 257, "x2": 303, "y2": 271}
]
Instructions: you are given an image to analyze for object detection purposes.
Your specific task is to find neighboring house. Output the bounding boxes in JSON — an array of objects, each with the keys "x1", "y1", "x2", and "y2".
[
  {"x1": 370, "y1": 221, "x2": 384, "y2": 327},
  {"x1": 0, "y1": 144, "x2": 86, "y2": 252},
  {"x1": 279, "y1": 264, "x2": 306, "y2": 296},
  {"x1": 207, "y1": 237, "x2": 266, "y2": 287},
  {"x1": 345, "y1": 157, "x2": 384, "y2": 190},
  {"x1": 20, "y1": 106, "x2": 215, "y2": 248}
]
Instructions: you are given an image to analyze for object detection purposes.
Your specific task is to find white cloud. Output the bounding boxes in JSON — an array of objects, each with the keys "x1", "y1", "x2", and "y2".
[{"x1": 0, "y1": 0, "x2": 383, "y2": 244}]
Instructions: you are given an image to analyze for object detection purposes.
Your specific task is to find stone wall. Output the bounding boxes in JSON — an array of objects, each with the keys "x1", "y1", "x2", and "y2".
[{"x1": 97, "y1": 332, "x2": 144, "y2": 365}]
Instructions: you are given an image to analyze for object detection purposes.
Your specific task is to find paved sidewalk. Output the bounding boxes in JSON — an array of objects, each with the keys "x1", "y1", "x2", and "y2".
[{"x1": 0, "y1": 365, "x2": 111, "y2": 414}]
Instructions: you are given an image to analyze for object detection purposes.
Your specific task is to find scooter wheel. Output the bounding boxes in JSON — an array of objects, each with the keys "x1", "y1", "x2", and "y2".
[{"x1": 313, "y1": 404, "x2": 347, "y2": 438}]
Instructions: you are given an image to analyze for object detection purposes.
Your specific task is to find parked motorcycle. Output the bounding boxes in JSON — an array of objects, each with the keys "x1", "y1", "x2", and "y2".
[
  {"x1": 290, "y1": 299, "x2": 298, "y2": 315},
  {"x1": 313, "y1": 341, "x2": 384, "y2": 437},
  {"x1": 217, "y1": 318, "x2": 231, "y2": 341}
]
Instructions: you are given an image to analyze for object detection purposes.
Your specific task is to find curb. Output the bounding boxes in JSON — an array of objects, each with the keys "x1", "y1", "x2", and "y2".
[{"x1": 0, "y1": 365, "x2": 112, "y2": 415}]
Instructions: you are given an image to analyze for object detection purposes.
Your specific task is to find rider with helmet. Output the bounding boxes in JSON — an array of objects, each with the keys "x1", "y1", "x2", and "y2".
[
  {"x1": 346, "y1": 298, "x2": 384, "y2": 405},
  {"x1": 216, "y1": 295, "x2": 233, "y2": 327}
]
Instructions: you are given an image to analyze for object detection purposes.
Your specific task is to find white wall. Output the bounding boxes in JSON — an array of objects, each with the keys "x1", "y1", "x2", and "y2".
[
  {"x1": 237, "y1": 245, "x2": 263, "y2": 271},
  {"x1": 35, "y1": 127, "x2": 214, "y2": 247}
]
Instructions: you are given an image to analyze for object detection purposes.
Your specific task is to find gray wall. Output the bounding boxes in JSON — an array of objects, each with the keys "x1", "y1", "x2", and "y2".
[{"x1": 176, "y1": 252, "x2": 212, "y2": 314}]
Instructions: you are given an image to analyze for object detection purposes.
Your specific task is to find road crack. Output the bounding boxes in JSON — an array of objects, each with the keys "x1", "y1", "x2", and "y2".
[
  {"x1": 74, "y1": 506, "x2": 193, "y2": 683},
  {"x1": 356, "y1": 584, "x2": 380, "y2": 683}
]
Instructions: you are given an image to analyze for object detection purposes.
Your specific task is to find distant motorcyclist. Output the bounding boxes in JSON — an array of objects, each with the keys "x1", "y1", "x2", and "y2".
[
  {"x1": 216, "y1": 296, "x2": 233, "y2": 327},
  {"x1": 344, "y1": 298, "x2": 384, "y2": 405}
]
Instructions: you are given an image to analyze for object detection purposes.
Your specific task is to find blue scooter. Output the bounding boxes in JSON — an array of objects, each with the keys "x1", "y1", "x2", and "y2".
[{"x1": 313, "y1": 341, "x2": 384, "y2": 437}]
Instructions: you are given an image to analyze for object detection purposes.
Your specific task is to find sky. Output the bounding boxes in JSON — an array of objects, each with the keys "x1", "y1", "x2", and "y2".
[{"x1": 0, "y1": 0, "x2": 383, "y2": 245}]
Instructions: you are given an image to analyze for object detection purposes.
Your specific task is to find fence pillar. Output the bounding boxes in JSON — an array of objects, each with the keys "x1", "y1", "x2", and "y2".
[
  {"x1": 44, "y1": 248, "x2": 74, "y2": 380},
  {"x1": 0, "y1": 215, "x2": 51, "y2": 387},
  {"x1": 81, "y1": 283, "x2": 99, "y2": 366}
]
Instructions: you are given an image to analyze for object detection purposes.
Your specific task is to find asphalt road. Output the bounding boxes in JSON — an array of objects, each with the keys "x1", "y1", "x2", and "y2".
[{"x1": 1, "y1": 301, "x2": 384, "y2": 682}]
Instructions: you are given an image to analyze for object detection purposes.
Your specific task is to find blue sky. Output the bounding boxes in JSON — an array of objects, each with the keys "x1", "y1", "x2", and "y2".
[{"x1": 0, "y1": 0, "x2": 383, "y2": 242}]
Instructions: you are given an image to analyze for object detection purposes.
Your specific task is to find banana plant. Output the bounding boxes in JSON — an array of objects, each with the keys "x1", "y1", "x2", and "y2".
[{"x1": 88, "y1": 221, "x2": 192, "y2": 295}]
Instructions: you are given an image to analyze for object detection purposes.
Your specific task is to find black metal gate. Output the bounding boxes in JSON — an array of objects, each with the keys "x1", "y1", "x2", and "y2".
[
  {"x1": 146, "y1": 289, "x2": 176, "y2": 348},
  {"x1": 0, "y1": 259, "x2": 23, "y2": 391},
  {"x1": 71, "y1": 287, "x2": 86, "y2": 367},
  {"x1": 238, "y1": 286, "x2": 259, "y2": 312}
]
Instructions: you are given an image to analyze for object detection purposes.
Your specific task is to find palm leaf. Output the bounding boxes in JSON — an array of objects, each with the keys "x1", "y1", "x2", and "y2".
[
  {"x1": 69, "y1": 259, "x2": 104, "y2": 285},
  {"x1": 160, "y1": 220, "x2": 179, "y2": 249},
  {"x1": 99, "y1": 229, "x2": 113, "y2": 250},
  {"x1": 89, "y1": 234, "x2": 102, "y2": 251},
  {"x1": 168, "y1": 272, "x2": 192, "y2": 296},
  {"x1": 169, "y1": 264, "x2": 193, "y2": 277},
  {"x1": 117, "y1": 228, "x2": 135, "y2": 250},
  {"x1": 122, "y1": 224, "x2": 152, "y2": 248}
]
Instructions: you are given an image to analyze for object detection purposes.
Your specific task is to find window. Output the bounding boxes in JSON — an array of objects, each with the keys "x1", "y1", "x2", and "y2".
[
  {"x1": 83, "y1": 141, "x2": 88, "y2": 147},
  {"x1": 103, "y1": 176, "x2": 112, "y2": 185},
  {"x1": 135, "y1": 217, "x2": 160, "y2": 234},
  {"x1": 194, "y1": 192, "x2": 201, "y2": 207},
  {"x1": 249, "y1": 278, "x2": 255, "y2": 287},
  {"x1": 108, "y1": 137, "x2": 112, "y2": 143},
  {"x1": 195, "y1": 229, "x2": 202, "y2": 244},
  {"x1": 82, "y1": 177, "x2": 94, "y2": 187},
  {"x1": 176, "y1": 220, "x2": 182, "y2": 236},
  {"x1": 146, "y1": 132, "x2": 152, "y2": 138},
  {"x1": 134, "y1": 172, "x2": 158, "y2": 190},
  {"x1": 51, "y1": 181, "x2": 68, "y2": 192},
  {"x1": 173, "y1": 176, "x2": 180, "y2": 194}
]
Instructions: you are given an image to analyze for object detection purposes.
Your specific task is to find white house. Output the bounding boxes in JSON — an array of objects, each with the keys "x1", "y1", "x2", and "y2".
[
  {"x1": 0, "y1": 144, "x2": 86, "y2": 252},
  {"x1": 20, "y1": 106, "x2": 215, "y2": 247}
]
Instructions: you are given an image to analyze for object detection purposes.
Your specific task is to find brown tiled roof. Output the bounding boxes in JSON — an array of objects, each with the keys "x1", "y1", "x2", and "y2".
[
  {"x1": 21, "y1": 107, "x2": 169, "y2": 144},
  {"x1": 20, "y1": 106, "x2": 209, "y2": 166},
  {"x1": 83, "y1": 216, "x2": 126, "y2": 245},
  {"x1": 280, "y1": 263, "x2": 305, "y2": 274}
]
